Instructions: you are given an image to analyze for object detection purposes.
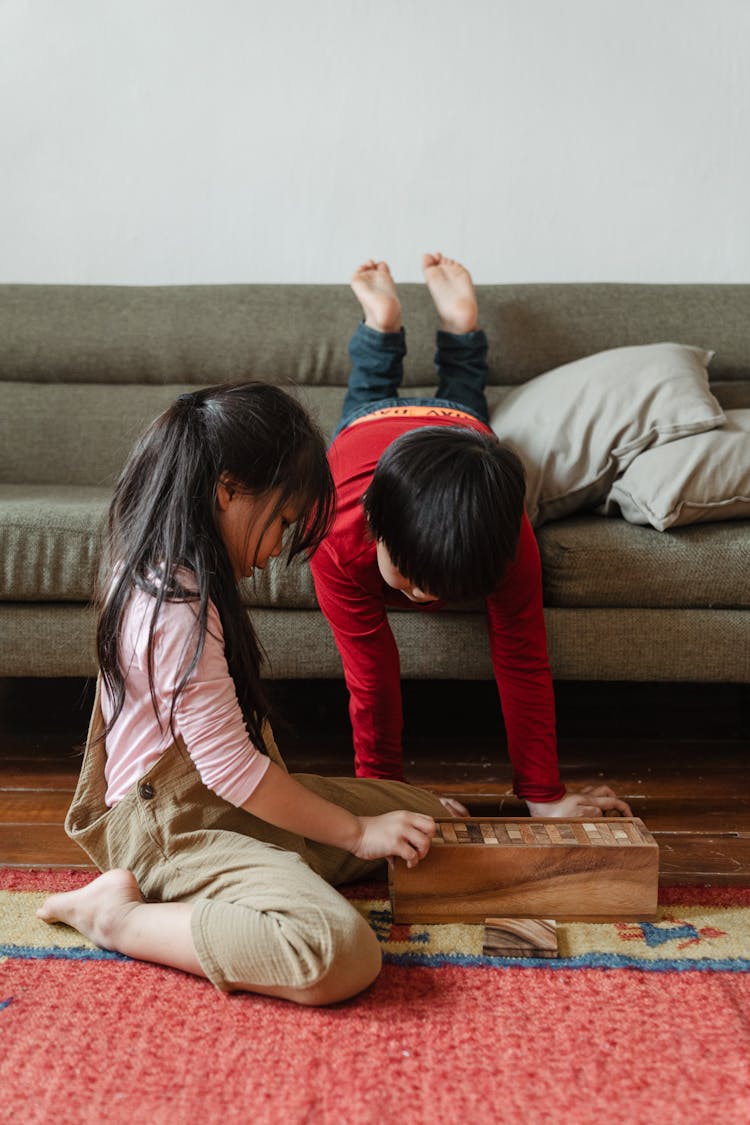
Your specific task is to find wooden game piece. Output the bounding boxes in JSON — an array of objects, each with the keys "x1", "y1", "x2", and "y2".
[
  {"x1": 441, "y1": 821, "x2": 458, "y2": 843},
  {"x1": 482, "y1": 918, "x2": 559, "y2": 959},
  {"x1": 389, "y1": 817, "x2": 659, "y2": 923},
  {"x1": 480, "y1": 822, "x2": 499, "y2": 845}
]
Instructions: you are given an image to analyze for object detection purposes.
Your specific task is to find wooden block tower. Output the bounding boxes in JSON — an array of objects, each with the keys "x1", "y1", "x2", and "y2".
[{"x1": 389, "y1": 816, "x2": 659, "y2": 923}]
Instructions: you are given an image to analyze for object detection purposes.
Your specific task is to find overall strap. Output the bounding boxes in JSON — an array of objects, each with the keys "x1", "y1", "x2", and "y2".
[
  {"x1": 64, "y1": 674, "x2": 112, "y2": 849},
  {"x1": 85, "y1": 674, "x2": 106, "y2": 751}
]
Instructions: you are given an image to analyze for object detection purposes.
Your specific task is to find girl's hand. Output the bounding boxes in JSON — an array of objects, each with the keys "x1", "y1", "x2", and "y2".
[
  {"x1": 526, "y1": 785, "x2": 633, "y2": 819},
  {"x1": 351, "y1": 811, "x2": 436, "y2": 868}
]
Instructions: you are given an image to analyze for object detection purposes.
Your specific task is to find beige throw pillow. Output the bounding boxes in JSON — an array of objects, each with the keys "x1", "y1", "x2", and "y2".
[
  {"x1": 490, "y1": 343, "x2": 723, "y2": 526},
  {"x1": 602, "y1": 409, "x2": 750, "y2": 530}
]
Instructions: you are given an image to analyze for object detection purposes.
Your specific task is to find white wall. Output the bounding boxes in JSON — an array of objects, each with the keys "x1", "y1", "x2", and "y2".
[{"x1": 2, "y1": 0, "x2": 748, "y2": 284}]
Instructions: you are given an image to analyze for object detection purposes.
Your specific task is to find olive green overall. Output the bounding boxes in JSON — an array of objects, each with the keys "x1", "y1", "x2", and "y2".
[{"x1": 65, "y1": 682, "x2": 445, "y2": 994}]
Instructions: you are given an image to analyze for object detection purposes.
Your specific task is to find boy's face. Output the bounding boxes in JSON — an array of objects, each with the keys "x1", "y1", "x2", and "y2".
[{"x1": 376, "y1": 541, "x2": 438, "y2": 604}]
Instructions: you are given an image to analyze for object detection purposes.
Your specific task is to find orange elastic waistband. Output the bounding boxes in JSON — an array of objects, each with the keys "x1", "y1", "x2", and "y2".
[{"x1": 346, "y1": 405, "x2": 478, "y2": 427}]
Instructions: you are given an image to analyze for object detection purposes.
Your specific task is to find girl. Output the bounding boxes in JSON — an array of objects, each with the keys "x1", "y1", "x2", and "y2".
[{"x1": 37, "y1": 382, "x2": 446, "y2": 1006}]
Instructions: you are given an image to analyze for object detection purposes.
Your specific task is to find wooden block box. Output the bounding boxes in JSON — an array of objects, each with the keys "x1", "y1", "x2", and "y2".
[{"x1": 389, "y1": 817, "x2": 659, "y2": 923}]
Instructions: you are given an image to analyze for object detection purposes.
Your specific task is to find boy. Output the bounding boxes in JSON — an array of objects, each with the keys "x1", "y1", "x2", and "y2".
[{"x1": 310, "y1": 254, "x2": 630, "y2": 818}]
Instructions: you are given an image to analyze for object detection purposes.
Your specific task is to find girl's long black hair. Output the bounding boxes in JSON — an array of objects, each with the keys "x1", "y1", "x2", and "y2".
[{"x1": 96, "y1": 382, "x2": 334, "y2": 752}]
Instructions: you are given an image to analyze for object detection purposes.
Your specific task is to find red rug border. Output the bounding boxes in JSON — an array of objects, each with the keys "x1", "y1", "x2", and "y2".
[{"x1": 3, "y1": 866, "x2": 750, "y2": 906}]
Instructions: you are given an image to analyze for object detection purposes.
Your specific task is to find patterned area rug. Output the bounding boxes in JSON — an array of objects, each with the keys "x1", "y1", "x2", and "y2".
[{"x1": 2, "y1": 869, "x2": 750, "y2": 1124}]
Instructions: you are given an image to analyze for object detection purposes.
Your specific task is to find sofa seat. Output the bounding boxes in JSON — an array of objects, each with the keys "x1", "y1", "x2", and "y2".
[
  {"x1": 537, "y1": 516, "x2": 750, "y2": 609},
  {"x1": 0, "y1": 482, "x2": 323, "y2": 609},
  {"x1": 240, "y1": 557, "x2": 319, "y2": 609},
  {"x1": 5, "y1": 482, "x2": 747, "y2": 616},
  {"x1": 0, "y1": 485, "x2": 108, "y2": 601},
  {"x1": 0, "y1": 483, "x2": 323, "y2": 609}
]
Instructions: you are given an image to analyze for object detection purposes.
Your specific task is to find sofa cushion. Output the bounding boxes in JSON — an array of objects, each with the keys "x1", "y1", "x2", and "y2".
[
  {"x1": 1, "y1": 383, "x2": 195, "y2": 487},
  {"x1": 0, "y1": 484, "x2": 321, "y2": 608},
  {"x1": 0, "y1": 381, "x2": 505, "y2": 486},
  {"x1": 239, "y1": 555, "x2": 319, "y2": 610},
  {"x1": 602, "y1": 409, "x2": 750, "y2": 530},
  {"x1": 0, "y1": 485, "x2": 109, "y2": 601},
  {"x1": 490, "y1": 343, "x2": 724, "y2": 526},
  {"x1": 537, "y1": 515, "x2": 750, "y2": 608},
  {"x1": 4, "y1": 283, "x2": 750, "y2": 388},
  {"x1": 5, "y1": 487, "x2": 747, "y2": 614}
]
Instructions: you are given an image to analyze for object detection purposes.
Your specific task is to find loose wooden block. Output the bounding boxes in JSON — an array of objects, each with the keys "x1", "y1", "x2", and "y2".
[
  {"x1": 483, "y1": 918, "x2": 559, "y2": 958},
  {"x1": 389, "y1": 817, "x2": 659, "y2": 923}
]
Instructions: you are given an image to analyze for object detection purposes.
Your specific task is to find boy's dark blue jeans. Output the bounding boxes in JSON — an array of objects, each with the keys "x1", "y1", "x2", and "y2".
[{"x1": 334, "y1": 322, "x2": 491, "y2": 438}]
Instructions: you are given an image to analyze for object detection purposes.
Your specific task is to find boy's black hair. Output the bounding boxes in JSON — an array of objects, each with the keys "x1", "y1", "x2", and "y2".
[
  {"x1": 363, "y1": 426, "x2": 526, "y2": 602},
  {"x1": 97, "y1": 382, "x2": 334, "y2": 753}
]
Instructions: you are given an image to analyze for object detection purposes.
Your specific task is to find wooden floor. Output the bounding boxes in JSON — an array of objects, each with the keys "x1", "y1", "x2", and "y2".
[{"x1": 1, "y1": 677, "x2": 748, "y2": 883}]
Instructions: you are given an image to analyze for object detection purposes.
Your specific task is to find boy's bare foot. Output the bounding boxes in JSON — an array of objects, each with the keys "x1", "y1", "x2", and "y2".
[
  {"x1": 36, "y1": 868, "x2": 144, "y2": 951},
  {"x1": 351, "y1": 259, "x2": 402, "y2": 333},
  {"x1": 422, "y1": 252, "x2": 478, "y2": 334}
]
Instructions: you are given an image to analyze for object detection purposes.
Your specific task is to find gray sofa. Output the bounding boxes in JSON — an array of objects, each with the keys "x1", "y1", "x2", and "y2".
[{"x1": 1, "y1": 282, "x2": 748, "y2": 684}]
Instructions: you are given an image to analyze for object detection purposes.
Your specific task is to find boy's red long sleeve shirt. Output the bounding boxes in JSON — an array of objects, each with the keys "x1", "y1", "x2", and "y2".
[{"x1": 309, "y1": 410, "x2": 565, "y2": 803}]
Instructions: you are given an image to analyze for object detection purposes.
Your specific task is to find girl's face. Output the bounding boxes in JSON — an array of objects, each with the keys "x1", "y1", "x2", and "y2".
[
  {"x1": 375, "y1": 541, "x2": 438, "y2": 604},
  {"x1": 217, "y1": 481, "x2": 300, "y2": 579}
]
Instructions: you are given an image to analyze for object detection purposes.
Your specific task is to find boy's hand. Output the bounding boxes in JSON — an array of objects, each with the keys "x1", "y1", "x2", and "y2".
[
  {"x1": 351, "y1": 811, "x2": 436, "y2": 868},
  {"x1": 526, "y1": 785, "x2": 633, "y2": 819}
]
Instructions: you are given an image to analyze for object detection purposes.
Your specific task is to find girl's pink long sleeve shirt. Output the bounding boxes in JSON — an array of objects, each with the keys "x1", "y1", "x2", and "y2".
[{"x1": 102, "y1": 586, "x2": 270, "y2": 807}]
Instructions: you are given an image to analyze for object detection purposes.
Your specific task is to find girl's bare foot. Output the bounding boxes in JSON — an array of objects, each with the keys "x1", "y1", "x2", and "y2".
[
  {"x1": 351, "y1": 259, "x2": 402, "y2": 333},
  {"x1": 38, "y1": 868, "x2": 204, "y2": 976},
  {"x1": 422, "y1": 252, "x2": 478, "y2": 334},
  {"x1": 36, "y1": 868, "x2": 144, "y2": 951}
]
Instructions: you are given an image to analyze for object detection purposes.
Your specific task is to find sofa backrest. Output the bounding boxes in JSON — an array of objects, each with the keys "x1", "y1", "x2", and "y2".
[{"x1": 2, "y1": 283, "x2": 748, "y2": 485}]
